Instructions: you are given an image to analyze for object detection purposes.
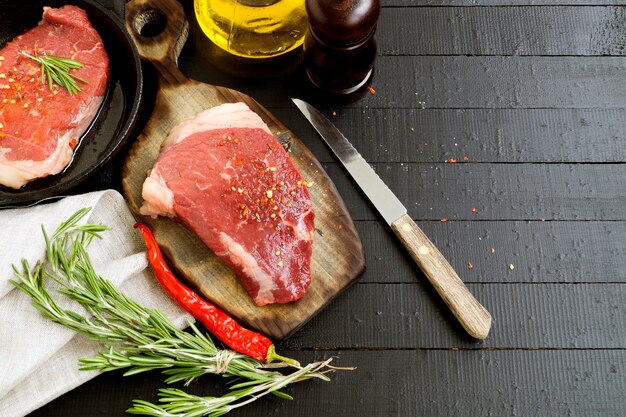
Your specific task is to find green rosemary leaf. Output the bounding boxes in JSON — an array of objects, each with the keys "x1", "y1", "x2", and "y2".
[
  {"x1": 126, "y1": 400, "x2": 173, "y2": 417},
  {"x1": 19, "y1": 51, "x2": 87, "y2": 95},
  {"x1": 10, "y1": 209, "x2": 349, "y2": 416},
  {"x1": 270, "y1": 390, "x2": 294, "y2": 400}
]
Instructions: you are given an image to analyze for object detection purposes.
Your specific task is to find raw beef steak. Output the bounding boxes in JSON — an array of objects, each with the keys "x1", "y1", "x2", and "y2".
[
  {"x1": 0, "y1": 5, "x2": 109, "y2": 189},
  {"x1": 141, "y1": 103, "x2": 315, "y2": 306}
]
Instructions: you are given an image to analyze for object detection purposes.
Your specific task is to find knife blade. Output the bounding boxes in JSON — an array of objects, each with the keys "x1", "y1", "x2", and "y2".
[{"x1": 293, "y1": 98, "x2": 492, "y2": 339}]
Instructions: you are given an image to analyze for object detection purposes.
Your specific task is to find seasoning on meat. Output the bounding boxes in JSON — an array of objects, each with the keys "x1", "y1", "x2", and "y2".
[
  {"x1": 140, "y1": 103, "x2": 315, "y2": 306},
  {"x1": 0, "y1": 5, "x2": 109, "y2": 189}
]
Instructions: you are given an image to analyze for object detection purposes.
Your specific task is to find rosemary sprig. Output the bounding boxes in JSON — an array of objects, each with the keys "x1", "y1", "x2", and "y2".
[
  {"x1": 127, "y1": 360, "x2": 334, "y2": 417},
  {"x1": 10, "y1": 209, "x2": 348, "y2": 416},
  {"x1": 19, "y1": 51, "x2": 87, "y2": 95}
]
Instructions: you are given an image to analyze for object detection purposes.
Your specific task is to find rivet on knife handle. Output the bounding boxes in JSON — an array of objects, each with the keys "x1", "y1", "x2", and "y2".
[{"x1": 390, "y1": 214, "x2": 492, "y2": 339}]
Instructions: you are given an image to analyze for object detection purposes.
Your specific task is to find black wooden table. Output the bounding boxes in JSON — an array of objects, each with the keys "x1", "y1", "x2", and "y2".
[{"x1": 32, "y1": 0, "x2": 626, "y2": 415}]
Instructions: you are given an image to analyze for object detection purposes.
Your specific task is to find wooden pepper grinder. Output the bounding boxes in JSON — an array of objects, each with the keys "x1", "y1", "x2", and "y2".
[{"x1": 304, "y1": 0, "x2": 381, "y2": 95}]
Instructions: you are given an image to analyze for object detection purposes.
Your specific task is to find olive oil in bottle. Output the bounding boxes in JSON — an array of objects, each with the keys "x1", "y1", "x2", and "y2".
[{"x1": 194, "y1": 0, "x2": 307, "y2": 59}]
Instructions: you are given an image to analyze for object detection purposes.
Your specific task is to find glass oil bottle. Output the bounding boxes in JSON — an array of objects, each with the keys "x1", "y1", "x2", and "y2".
[{"x1": 194, "y1": 0, "x2": 307, "y2": 59}]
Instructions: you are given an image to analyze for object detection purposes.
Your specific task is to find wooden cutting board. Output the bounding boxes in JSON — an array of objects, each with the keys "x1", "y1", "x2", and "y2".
[{"x1": 121, "y1": 0, "x2": 365, "y2": 340}]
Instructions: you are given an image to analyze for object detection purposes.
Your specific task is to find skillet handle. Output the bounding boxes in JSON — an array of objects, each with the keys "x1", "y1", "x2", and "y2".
[{"x1": 124, "y1": 0, "x2": 189, "y2": 81}]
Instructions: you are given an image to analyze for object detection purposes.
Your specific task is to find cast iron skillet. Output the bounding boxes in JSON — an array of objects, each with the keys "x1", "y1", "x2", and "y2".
[{"x1": 0, "y1": 0, "x2": 143, "y2": 206}]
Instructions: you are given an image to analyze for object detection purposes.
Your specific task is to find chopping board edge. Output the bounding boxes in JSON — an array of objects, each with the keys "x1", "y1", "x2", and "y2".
[
  {"x1": 120, "y1": 0, "x2": 366, "y2": 340},
  {"x1": 122, "y1": 80, "x2": 365, "y2": 340}
]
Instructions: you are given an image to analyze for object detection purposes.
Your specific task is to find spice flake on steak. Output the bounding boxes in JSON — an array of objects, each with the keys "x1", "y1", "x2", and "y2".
[
  {"x1": 0, "y1": 5, "x2": 109, "y2": 189},
  {"x1": 140, "y1": 103, "x2": 315, "y2": 306}
]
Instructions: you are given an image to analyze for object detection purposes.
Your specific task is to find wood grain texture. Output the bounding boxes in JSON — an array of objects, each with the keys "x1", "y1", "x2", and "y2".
[
  {"x1": 390, "y1": 213, "x2": 491, "y2": 339},
  {"x1": 181, "y1": 55, "x2": 626, "y2": 109},
  {"x1": 120, "y1": 0, "x2": 364, "y2": 340},
  {"x1": 384, "y1": 0, "x2": 626, "y2": 5},
  {"x1": 379, "y1": 6, "x2": 626, "y2": 56},
  {"x1": 284, "y1": 283, "x2": 626, "y2": 348},
  {"x1": 371, "y1": 56, "x2": 626, "y2": 109},
  {"x1": 33, "y1": 350, "x2": 626, "y2": 417},
  {"x1": 356, "y1": 220, "x2": 626, "y2": 283},
  {"x1": 24, "y1": 1, "x2": 626, "y2": 415},
  {"x1": 278, "y1": 108, "x2": 626, "y2": 163},
  {"x1": 323, "y1": 163, "x2": 626, "y2": 221}
]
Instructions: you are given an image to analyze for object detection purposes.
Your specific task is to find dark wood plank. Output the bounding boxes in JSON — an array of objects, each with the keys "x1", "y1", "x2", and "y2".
[
  {"x1": 322, "y1": 163, "x2": 626, "y2": 221},
  {"x1": 181, "y1": 56, "x2": 626, "y2": 109},
  {"x1": 278, "y1": 108, "x2": 626, "y2": 163},
  {"x1": 32, "y1": 350, "x2": 626, "y2": 417},
  {"x1": 367, "y1": 56, "x2": 626, "y2": 109},
  {"x1": 284, "y1": 283, "x2": 626, "y2": 348},
  {"x1": 379, "y1": 6, "x2": 626, "y2": 56},
  {"x1": 354, "y1": 220, "x2": 626, "y2": 283},
  {"x1": 384, "y1": 1, "x2": 626, "y2": 6},
  {"x1": 273, "y1": 350, "x2": 626, "y2": 417}
]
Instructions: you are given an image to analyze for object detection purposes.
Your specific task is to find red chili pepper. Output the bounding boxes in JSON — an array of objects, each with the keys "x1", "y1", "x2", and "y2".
[{"x1": 134, "y1": 223, "x2": 298, "y2": 365}]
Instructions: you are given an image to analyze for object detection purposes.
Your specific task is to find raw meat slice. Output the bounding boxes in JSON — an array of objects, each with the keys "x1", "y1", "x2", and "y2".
[
  {"x1": 141, "y1": 103, "x2": 315, "y2": 306},
  {"x1": 0, "y1": 5, "x2": 109, "y2": 189}
]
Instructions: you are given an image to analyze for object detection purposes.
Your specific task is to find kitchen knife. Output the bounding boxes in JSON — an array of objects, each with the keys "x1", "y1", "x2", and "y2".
[{"x1": 292, "y1": 98, "x2": 492, "y2": 339}]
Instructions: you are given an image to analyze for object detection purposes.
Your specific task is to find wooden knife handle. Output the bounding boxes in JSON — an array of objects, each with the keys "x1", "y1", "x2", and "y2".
[{"x1": 390, "y1": 213, "x2": 492, "y2": 339}]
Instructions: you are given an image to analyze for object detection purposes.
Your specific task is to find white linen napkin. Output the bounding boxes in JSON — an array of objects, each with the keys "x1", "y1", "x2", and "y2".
[{"x1": 0, "y1": 190, "x2": 193, "y2": 417}]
